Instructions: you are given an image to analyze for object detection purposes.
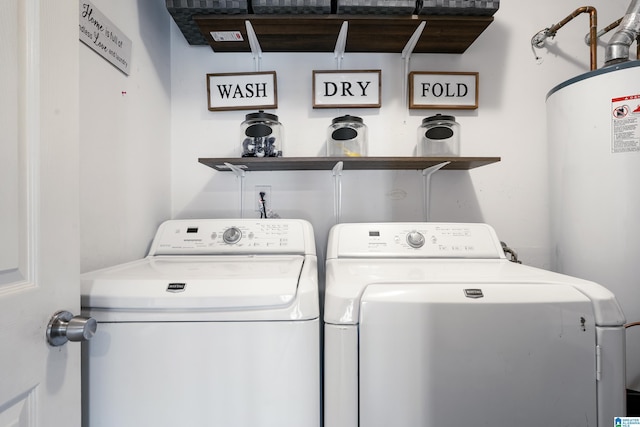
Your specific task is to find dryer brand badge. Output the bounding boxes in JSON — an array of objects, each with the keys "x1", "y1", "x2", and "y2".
[
  {"x1": 464, "y1": 289, "x2": 484, "y2": 299},
  {"x1": 167, "y1": 283, "x2": 186, "y2": 293}
]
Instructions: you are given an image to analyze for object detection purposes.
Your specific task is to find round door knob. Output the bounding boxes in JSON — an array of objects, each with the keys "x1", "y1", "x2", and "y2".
[{"x1": 47, "y1": 310, "x2": 97, "y2": 347}]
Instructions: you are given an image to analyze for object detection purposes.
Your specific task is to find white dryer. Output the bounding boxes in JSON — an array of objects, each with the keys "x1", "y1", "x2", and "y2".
[
  {"x1": 324, "y1": 222, "x2": 626, "y2": 427},
  {"x1": 81, "y1": 219, "x2": 320, "y2": 427}
]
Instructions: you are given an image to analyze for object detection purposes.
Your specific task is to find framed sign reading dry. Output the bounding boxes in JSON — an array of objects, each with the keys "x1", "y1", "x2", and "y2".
[
  {"x1": 313, "y1": 70, "x2": 381, "y2": 108},
  {"x1": 207, "y1": 71, "x2": 278, "y2": 111},
  {"x1": 409, "y1": 71, "x2": 478, "y2": 110}
]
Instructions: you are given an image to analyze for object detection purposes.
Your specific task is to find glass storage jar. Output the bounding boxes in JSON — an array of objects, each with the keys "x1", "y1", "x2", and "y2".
[
  {"x1": 327, "y1": 115, "x2": 368, "y2": 157},
  {"x1": 241, "y1": 111, "x2": 283, "y2": 157},
  {"x1": 417, "y1": 114, "x2": 460, "y2": 156}
]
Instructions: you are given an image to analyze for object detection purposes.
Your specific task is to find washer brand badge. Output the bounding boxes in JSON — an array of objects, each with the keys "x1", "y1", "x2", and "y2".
[
  {"x1": 464, "y1": 288, "x2": 484, "y2": 299},
  {"x1": 167, "y1": 283, "x2": 186, "y2": 293}
]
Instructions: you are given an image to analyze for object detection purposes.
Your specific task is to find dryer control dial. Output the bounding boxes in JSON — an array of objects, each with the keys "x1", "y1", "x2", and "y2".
[
  {"x1": 406, "y1": 231, "x2": 425, "y2": 248},
  {"x1": 222, "y1": 227, "x2": 242, "y2": 244}
]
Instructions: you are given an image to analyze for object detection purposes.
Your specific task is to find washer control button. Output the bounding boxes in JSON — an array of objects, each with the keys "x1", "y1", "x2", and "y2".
[
  {"x1": 406, "y1": 231, "x2": 425, "y2": 248},
  {"x1": 223, "y1": 227, "x2": 242, "y2": 244}
]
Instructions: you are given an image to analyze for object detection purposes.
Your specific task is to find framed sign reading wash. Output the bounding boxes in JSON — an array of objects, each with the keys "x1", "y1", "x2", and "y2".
[
  {"x1": 409, "y1": 71, "x2": 478, "y2": 110},
  {"x1": 207, "y1": 71, "x2": 278, "y2": 111}
]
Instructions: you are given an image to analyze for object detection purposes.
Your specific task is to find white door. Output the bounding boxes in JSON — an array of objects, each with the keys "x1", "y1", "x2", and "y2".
[{"x1": 0, "y1": 0, "x2": 81, "y2": 426}]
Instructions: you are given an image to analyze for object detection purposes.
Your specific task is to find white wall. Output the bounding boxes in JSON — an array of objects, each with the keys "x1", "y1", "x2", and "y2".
[
  {"x1": 75, "y1": 0, "x2": 639, "y2": 390},
  {"x1": 170, "y1": 0, "x2": 629, "y2": 270},
  {"x1": 76, "y1": 0, "x2": 631, "y2": 303},
  {"x1": 80, "y1": 0, "x2": 172, "y2": 272}
]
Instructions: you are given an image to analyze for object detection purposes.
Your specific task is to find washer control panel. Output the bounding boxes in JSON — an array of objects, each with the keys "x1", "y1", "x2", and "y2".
[
  {"x1": 149, "y1": 219, "x2": 312, "y2": 255},
  {"x1": 329, "y1": 223, "x2": 505, "y2": 259}
]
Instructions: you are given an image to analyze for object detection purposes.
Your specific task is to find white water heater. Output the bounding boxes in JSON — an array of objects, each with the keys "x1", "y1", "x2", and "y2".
[{"x1": 547, "y1": 60, "x2": 640, "y2": 389}]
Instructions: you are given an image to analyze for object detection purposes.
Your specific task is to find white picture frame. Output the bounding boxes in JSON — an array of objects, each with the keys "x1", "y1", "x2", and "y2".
[
  {"x1": 207, "y1": 71, "x2": 278, "y2": 111},
  {"x1": 313, "y1": 70, "x2": 381, "y2": 108},
  {"x1": 409, "y1": 71, "x2": 478, "y2": 110}
]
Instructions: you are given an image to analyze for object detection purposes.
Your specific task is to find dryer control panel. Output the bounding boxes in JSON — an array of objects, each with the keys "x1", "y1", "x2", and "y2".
[
  {"x1": 148, "y1": 219, "x2": 315, "y2": 255},
  {"x1": 327, "y1": 222, "x2": 505, "y2": 259}
]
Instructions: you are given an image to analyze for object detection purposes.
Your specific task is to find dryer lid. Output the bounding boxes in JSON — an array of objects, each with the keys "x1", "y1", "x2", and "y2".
[
  {"x1": 81, "y1": 255, "x2": 306, "y2": 311},
  {"x1": 323, "y1": 259, "x2": 626, "y2": 326}
]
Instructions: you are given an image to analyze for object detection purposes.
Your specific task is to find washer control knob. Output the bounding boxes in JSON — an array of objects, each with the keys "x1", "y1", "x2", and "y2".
[
  {"x1": 223, "y1": 227, "x2": 242, "y2": 244},
  {"x1": 406, "y1": 231, "x2": 425, "y2": 248}
]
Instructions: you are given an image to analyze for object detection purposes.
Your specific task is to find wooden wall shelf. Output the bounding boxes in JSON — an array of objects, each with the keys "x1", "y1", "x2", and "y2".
[
  {"x1": 193, "y1": 15, "x2": 493, "y2": 53},
  {"x1": 198, "y1": 156, "x2": 500, "y2": 171}
]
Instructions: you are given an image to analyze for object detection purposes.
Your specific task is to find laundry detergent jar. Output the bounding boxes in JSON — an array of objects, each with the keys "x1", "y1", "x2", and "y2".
[
  {"x1": 241, "y1": 111, "x2": 283, "y2": 157},
  {"x1": 327, "y1": 115, "x2": 368, "y2": 157},
  {"x1": 417, "y1": 113, "x2": 460, "y2": 156}
]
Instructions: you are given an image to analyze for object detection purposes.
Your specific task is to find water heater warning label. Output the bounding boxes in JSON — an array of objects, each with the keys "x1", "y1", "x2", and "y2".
[{"x1": 612, "y1": 94, "x2": 640, "y2": 153}]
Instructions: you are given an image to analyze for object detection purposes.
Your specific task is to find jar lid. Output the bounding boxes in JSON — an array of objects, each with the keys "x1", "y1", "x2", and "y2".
[
  {"x1": 245, "y1": 110, "x2": 279, "y2": 122},
  {"x1": 332, "y1": 115, "x2": 364, "y2": 125},
  {"x1": 422, "y1": 113, "x2": 456, "y2": 125}
]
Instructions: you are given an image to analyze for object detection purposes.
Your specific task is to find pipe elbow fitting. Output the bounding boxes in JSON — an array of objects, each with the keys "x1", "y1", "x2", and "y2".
[
  {"x1": 605, "y1": 42, "x2": 631, "y2": 65},
  {"x1": 605, "y1": 5, "x2": 640, "y2": 66}
]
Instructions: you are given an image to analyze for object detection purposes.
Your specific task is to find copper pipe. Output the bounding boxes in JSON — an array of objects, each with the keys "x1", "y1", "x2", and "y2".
[
  {"x1": 602, "y1": 17, "x2": 624, "y2": 34},
  {"x1": 585, "y1": 17, "x2": 623, "y2": 44},
  {"x1": 585, "y1": 17, "x2": 640, "y2": 62},
  {"x1": 547, "y1": 6, "x2": 598, "y2": 70}
]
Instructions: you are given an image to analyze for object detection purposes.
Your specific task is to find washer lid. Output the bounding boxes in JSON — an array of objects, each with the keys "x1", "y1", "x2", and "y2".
[{"x1": 81, "y1": 255, "x2": 305, "y2": 311}]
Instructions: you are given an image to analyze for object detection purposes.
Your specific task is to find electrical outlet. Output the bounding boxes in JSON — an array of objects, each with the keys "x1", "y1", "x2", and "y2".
[{"x1": 255, "y1": 185, "x2": 272, "y2": 213}]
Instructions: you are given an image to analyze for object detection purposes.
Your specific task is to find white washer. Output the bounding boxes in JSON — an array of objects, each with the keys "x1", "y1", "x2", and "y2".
[
  {"x1": 81, "y1": 219, "x2": 320, "y2": 427},
  {"x1": 324, "y1": 222, "x2": 626, "y2": 427}
]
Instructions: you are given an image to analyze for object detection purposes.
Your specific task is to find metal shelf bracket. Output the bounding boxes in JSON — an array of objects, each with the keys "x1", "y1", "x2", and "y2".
[
  {"x1": 332, "y1": 161, "x2": 344, "y2": 224},
  {"x1": 334, "y1": 21, "x2": 349, "y2": 70},
  {"x1": 401, "y1": 21, "x2": 426, "y2": 107},
  {"x1": 245, "y1": 20, "x2": 263, "y2": 71},
  {"x1": 224, "y1": 162, "x2": 247, "y2": 218},
  {"x1": 422, "y1": 161, "x2": 449, "y2": 221}
]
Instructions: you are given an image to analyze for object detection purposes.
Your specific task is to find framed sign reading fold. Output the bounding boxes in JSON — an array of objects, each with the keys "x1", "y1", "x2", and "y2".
[
  {"x1": 409, "y1": 71, "x2": 478, "y2": 110},
  {"x1": 207, "y1": 71, "x2": 278, "y2": 111},
  {"x1": 313, "y1": 70, "x2": 381, "y2": 108}
]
